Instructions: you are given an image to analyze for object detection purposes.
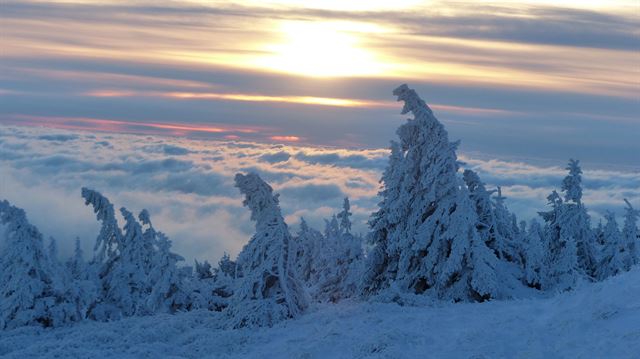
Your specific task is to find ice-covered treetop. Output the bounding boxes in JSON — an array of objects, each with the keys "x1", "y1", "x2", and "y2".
[
  {"x1": 393, "y1": 84, "x2": 434, "y2": 117},
  {"x1": 624, "y1": 199, "x2": 639, "y2": 219},
  {"x1": 562, "y1": 159, "x2": 583, "y2": 203},
  {"x1": 82, "y1": 187, "x2": 116, "y2": 223},
  {"x1": 138, "y1": 209, "x2": 152, "y2": 226},
  {"x1": 235, "y1": 172, "x2": 281, "y2": 223}
]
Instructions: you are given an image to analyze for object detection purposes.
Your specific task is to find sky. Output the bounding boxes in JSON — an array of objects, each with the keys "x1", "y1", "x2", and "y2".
[
  {"x1": 1, "y1": 0, "x2": 638, "y2": 167},
  {"x1": 0, "y1": 1, "x2": 639, "y2": 262}
]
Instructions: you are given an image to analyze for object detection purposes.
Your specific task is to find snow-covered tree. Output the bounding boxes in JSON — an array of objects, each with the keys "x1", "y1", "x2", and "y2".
[
  {"x1": 492, "y1": 187, "x2": 523, "y2": 265},
  {"x1": 191, "y1": 253, "x2": 236, "y2": 312},
  {"x1": 65, "y1": 239, "x2": 98, "y2": 321},
  {"x1": 146, "y1": 231, "x2": 190, "y2": 313},
  {"x1": 216, "y1": 252, "x2": 236, "y2": 278},
  {"x1": 291, "y1": 217, "x2": 326, "y2": 290},
  {"x1": 0, "y1": 200, "x2": 63, "y2": 329},
  {"x1": 596, "y1": 212, "x2": 628, "y2": 280},
  {"x1": 81, "y1": 188, "x2": 121, "y2": 266},
  {"x1": 362, "y1": 84, "x2": 502, "y2": 301},
  {"x1": 99, "y1": 207, "x2": 149, "y2": 317},
  {"x1": 226, "y1": 173, "x2": 308, "y2": 328},
  {"x1": 194, "y1": 259, "x2": 214, "y2": 279},
  {"x1": 622, "y1": 199, "x2": 639, "y2": 266},
  {"x1": 324, "y1": 215, "x2": 340, "y2": 240},
  {"x1": 463, "y1": 170, "x2": 498, "y2": 251},
  {"x1": 523, "y1": 220, "x2": 546, "y2": 289},
  {"x1": 337, "y1": 197, "x2": 352, "y2": 234},
  {"x1": 313, "y1": 200, "x2": 364, "y2": 302},
  {"x1": 540, "y1": 191, "x2": 580, "y2": 291},
  {"x1": 560, "y1": 159, "x2": 598, "y2": 278}
]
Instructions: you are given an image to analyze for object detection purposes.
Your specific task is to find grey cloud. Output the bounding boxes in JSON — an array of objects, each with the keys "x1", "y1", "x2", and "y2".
[
  {"x1": 279, "y1": 183, "x2": 345, "y2": 203},
  {"x1": 258, "y1": 151, "x2": 291, "y2": 164},
  {"x1": 143, "y1": 144, "x2": 192, "y2": 156},
  {"x1": 37, "y1": 134, "x2": 79, "y2": 142},
  {"x1": 294, "y1": 151, "x2": 387, "y2": 170}
]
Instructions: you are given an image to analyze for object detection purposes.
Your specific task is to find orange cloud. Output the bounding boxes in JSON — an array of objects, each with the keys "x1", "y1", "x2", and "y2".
[
  {"x1": 3, "y1": 115, "x2": 261, "y2": 136},
  {"x1": 84, "y1": 89, "x2": 394, "y2": 109},
  {"x1": 270, "y1": 135, "x2": 301, "y2": 142}
]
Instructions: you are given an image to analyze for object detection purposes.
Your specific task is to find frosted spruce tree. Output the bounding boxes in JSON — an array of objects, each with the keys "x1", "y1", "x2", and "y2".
[
  {"x1": 102, "y1": 207, "x2": 150, "y2": 317},
  {"x1": 313, "y1": 199, "x2": 364, "y2": 302},
  {"x1": 192, "y1": 253, "x2": 237, "y2": 312},
  {"x1": 81, "y1": 188, "x2": 122, "y2": 266},
  {"x1": 560, "y1": 159, "x2": 598, "y2": 278},
  {"x1": 226, "y1": 173, "x2": 308, "y2": 328},
  {"x1": 523, "y1": 220, "x2": 546, "y2": 289},
  {"x1": 292, "y1": 217, "x2": 325, "y2": 284},
  {"x1": 141, "y1": 210, "x2": 191, "y2": 313},
  {"x1": 596, "y1": 211, "x2": 628, "y2": 280},
  {"x1": 81, "y1": 188, "x2": 125, "y2": 320},
  {"x1": 622, "y1": 199, "x2": 639, "y2": 266},
  {"x1": 146, "y1": 231, "x2": 191, "y2": 313},
  {"x1": 0, "y1": 200, "x2": 64, "y2": 329},
  {"x1": 337, "y1": 197, "x2": 353, "y2": 234},
  {"x1": 65, "y1": 239, "x2": 98, "y2": 321},
  {"x1": 362, "y1": 84, "x2": 501, "y2": 301},
  {"x1": 463, "y1": 170, "x2": 499, "y2": 252},
  {"x1": 540, "y1": 191, "x2": 579, "y2": 290},
  {"x1": 492, "y1": 187, "x2": 523, "y2": 265}
]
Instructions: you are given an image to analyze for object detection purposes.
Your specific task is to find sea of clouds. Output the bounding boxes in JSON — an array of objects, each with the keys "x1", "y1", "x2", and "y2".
[{"x1": 0, "y1": 125, "x2": 638, "y2": 264}]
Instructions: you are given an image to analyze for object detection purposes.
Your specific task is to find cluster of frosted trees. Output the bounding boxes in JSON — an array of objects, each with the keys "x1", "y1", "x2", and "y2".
[
  {"x1": 0, "y1": 180, "x2": 363, "y2": 329},
  {"x1": 1, "y1": 85, "x2": 638, "y2": 330}
]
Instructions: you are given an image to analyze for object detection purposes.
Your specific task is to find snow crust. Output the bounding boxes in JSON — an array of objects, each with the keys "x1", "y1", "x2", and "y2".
[{"x1": 2, "y1": 268, "x2": 638, "y2": 358}]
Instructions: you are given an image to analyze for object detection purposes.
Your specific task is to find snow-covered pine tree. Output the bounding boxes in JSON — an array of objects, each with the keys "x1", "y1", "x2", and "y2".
[
  {"x1": 65, "y1": 239, "x2": 98, "y2": 321},
  {"x1": 492, "y1": 187, "x2": 523, "y2": 265},
  {"x1": 560, "y1": 159, "x2": 598, "y2": 278},
  {"x1": 194, "y1": 259, "x2": 214, "y2": 279},
  {"x1": 292, "y1": 217, "x2": 325, "y2": 287},
  {"x1": 622, "y1": 199, "x2": 639, "y2": 266},
  {"x1": 596, "y1": 211, "x2": 628, "y2": 280},
  {"x1": 226, "y1": 173, "x2": 308, "y2": 328},
  {"x1": 191, "y1": 253, "x2": 236, "y2": 312},
  {"x1": 146, "y1": 231, "x2": 191, "y2": 313},
  {"x1": 0, "y1": 200, "x2": 63, "y2": 329},
  {"x1": 137, "y1": 209, "x2": 190, "y2": 313},
  {"x1": 81, "y1": 188, "x2": 122, "y2": 266},
  {"x1": 463, "y1": 170, "x2": 498, "y2": 252},
  {"x1": 216, "y1": 252, "x2": 236, "y2": 278},
  {"x1": 363, "y1": 141, "x2": 405, "y2": 294},
  {"x1": 337, "y1": 197, "x2": 352, "y2": 234},
  {"x1": 313, "y1": 199, "x2": 364, "y2": 302},
  {"x1": 324, "y1": 215, "x2": 340, "y2": 240},
  {"x1": 81, "y1": 188, "x2": 125, "y2": 319},
  {"x1": 523, "y1": 219, "x2": 546, "y2": 289},
  {"x1": 540, "y1": 191, "x2": 579, "y2": 290},
  {"x1": 362, "y1": 84, "x2": 501, "y2": 301},
  {"x1": 100, "y1": 207, "x2": 150, "y2": 317}
]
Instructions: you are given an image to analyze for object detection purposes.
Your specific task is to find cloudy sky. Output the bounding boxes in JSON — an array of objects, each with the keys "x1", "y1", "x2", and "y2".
[
  {"x1": 2, "y1": 0, "x2": 639, "y2": 167},
  {"x1": 0, "y1": 1, "x2": 638, "y2": 262}
]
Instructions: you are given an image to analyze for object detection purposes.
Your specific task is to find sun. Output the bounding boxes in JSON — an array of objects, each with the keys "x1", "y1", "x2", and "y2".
[{"x1": 255, "y1": 21, "x2": 387, "y2": 78}]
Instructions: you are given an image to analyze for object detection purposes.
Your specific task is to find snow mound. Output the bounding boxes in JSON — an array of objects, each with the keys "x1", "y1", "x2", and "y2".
[{"x1": 1, "y1": 268, "x2": 639, "y2": 358}]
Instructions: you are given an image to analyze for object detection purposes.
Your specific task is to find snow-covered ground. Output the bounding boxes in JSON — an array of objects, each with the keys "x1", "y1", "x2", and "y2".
[{"x1": 1, "y1": 268, "x2": 639, "y2": 359}]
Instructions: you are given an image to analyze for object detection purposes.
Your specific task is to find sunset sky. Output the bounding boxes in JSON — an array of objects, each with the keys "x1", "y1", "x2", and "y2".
[{"x1": 2, "y1": 0, "x2": 638, "y2": 168}]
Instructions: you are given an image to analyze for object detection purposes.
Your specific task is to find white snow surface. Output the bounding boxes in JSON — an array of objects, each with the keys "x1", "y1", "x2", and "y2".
[{"x1": 1, "y1": 268, "x2": 639, "y2": 359}]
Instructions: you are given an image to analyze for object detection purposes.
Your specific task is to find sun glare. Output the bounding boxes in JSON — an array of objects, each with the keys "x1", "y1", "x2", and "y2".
[{"x1": 255, "y1": 21, "x2": 388, "y2": 78}]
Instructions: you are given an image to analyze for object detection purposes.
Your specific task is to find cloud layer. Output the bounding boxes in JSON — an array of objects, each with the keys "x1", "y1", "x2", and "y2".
[
  {"x1": 1, "y1": 1, "x2": 638, "y2": 168},
  {"x1": 1, "y1": 125, "x2": 637, "y2": 265}
]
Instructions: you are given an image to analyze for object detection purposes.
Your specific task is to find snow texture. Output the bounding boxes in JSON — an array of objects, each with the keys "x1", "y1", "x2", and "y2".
[{"x1": 1, "y1": 267, "x2": 639, "y2": 358}]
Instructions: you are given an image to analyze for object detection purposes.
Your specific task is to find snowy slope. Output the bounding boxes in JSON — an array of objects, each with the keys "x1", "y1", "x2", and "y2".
[{"x1": 1, "y1": 268, "x2": 639, "y2": 359}]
